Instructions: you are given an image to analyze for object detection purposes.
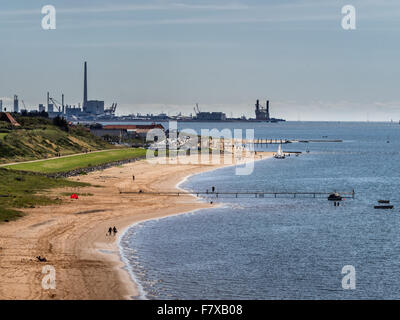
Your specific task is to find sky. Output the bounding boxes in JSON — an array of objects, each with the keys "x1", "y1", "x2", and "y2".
[{"x1": 0, "y1": 0, "x2": 400, "y2": 121}]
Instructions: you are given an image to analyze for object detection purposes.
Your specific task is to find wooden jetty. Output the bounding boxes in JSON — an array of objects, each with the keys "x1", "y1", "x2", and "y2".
[
  {"x1": 120, "y1": 190, "x2": 355, "y2": 199},
  {"x1": 249, "y1": 139, "x2": 343, "y2": 145}
]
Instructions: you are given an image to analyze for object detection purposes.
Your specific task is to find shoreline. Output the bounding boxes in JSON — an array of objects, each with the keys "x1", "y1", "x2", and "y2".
[
  {"x1": 115, "y1": 153, "x2": 275, "y2": 300},
  {"x1": 0, "y1": 152, "x2": 273, "y2": 300}
]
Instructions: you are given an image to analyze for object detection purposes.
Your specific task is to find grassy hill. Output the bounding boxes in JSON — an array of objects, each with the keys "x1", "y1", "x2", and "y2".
[{"x1": 0, "y1": 116, "x2": 112, "y2": 164}]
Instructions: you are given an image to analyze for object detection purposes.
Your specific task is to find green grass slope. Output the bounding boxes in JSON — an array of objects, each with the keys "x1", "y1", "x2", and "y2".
[
  {"x1": 0, "y1": 168, "x2": 88, "y2": 222},
  {"x1": 0, "y1": 116, "x2": 112, "y2": 164},
  {"x1": 5, "y1": 148, "x2": 147, "y2": 174}
]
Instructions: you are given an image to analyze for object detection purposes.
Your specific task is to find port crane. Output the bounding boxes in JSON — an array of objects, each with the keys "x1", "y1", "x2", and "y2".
[
  {"x1": 193, "y1": 103, "x2": 201, "y2": 116},
  {"x1": 104, "y1": 102, "x2": 117, "y2": 116},
  {"x1": 49, "y1": 97, "x2": 63, "y2": 113}
]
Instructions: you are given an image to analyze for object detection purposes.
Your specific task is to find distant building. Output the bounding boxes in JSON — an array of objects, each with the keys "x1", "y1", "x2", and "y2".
[
  {"x1": 90, "y1": 124, "x2": 165, "y2": 140},
  {"x1": 84, "y1": 100, "x2": 104, "y2": 115},
  {"x1": 65, "y1": 105, "x2": 82, "y2": 116},
  {"x1": 255, "y1": 100, "x2": 270, "y2": 121},
  {"x1": 38, "y1": 104, "x2": 45, "y2": 112},
  {"x1": 195, "y1": 112, "x2": 226, "y2": 121}
]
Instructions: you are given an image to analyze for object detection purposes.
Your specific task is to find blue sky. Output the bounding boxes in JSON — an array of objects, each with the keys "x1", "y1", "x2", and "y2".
[{"x1": 0, "y1": 0, "x2": 400, "y2": 121}]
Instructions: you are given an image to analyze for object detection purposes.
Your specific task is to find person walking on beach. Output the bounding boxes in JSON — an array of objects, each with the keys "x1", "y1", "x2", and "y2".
[
  {"x1": 132, "y1": 175, "x2": 135, "y2": 182},
  {"x1": 108, "y1": 227, "x2": 112, "y2": 236},
  {"x1": 113, "y1": 226, "x2": 118, "y2": 236}
]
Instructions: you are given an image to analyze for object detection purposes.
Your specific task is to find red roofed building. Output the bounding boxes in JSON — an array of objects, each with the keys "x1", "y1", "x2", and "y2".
[
  {"x1": 0, "y1": 112, "x2": 21, "y2": 127},
  {"x1": 103, "y1": 124, "x2": 164, "y2": 130},
  {"x1": 90, "y1": 123, "x2": 165, "y2": 142}
]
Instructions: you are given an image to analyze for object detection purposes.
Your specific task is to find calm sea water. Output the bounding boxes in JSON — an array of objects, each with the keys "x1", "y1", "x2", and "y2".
[{"x1": 119, "y1": 121, "x2": 400, "y2": 299}]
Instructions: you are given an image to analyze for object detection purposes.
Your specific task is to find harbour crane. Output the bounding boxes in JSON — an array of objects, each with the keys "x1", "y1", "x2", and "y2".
[
  {"x1": 49, "y1": 97, "x2": 63, "y2": 113},
  {"x1": 104, "y1": 102, "x2": 117, "y2": 116},
  {"x1": 193, "y1": 103, "x2": 201, "y2": 116}
]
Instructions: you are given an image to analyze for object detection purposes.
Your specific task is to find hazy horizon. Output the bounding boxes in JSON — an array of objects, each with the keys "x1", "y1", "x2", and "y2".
[{"x1": 1, "y1": 0, "x2": 400, "y2": 121}]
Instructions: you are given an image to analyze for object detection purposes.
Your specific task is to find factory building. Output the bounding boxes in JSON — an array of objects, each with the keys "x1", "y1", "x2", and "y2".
[
  {"x1": 84, "y1": 100, "x2": 104, "y2": 115},
  {"x1": 65, "y1": 105, "x2": 82, "y2": 116},
  {"x1": 195, "y1": 112, "x2": 226, "y2": 121},
  {"x1": 255, "y1": 100, "x2": 270, "y2": 121},
  {"x1": 82, "y1": 61, "x2": 105, "y2": 116}
]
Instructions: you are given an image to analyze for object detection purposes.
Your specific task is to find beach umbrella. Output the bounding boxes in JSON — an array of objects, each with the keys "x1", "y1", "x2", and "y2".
[{"x1": 70, "y1": 193, "x2": 79, "y2": 199}]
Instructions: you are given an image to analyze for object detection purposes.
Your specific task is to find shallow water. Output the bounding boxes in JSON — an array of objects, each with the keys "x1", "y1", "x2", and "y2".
[{"x1": 120, "y1": 121, "x2": 400, "y2": 299}]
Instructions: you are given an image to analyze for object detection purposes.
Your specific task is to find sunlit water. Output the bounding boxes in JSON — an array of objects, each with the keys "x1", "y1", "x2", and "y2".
[{"x1": 120, "y1": 121, "x2": 400, "y2": 299}]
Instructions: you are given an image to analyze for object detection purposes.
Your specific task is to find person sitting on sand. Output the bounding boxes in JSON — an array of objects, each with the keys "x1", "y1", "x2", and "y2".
[{"x1": 113, "y1": 226, "x2": 118, "y2": 236}]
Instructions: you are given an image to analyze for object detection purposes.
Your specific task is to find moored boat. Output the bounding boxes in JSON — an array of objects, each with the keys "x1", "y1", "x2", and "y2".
[{"x1": 274, "y1": 144, "x2": 285, "y2": 159}]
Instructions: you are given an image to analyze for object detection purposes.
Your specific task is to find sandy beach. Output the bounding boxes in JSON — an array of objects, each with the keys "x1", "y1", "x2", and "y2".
[{"x1": 0, "y1": 152, "x2": 273, "y2": 300}]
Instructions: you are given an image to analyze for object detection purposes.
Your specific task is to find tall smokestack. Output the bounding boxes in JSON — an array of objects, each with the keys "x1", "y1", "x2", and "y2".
[
  {"x1": 13, "y1": 95, "x2": 19, "y2": 113},
  {"x1": 62, "y1": 94, "x2": 65, "y2": 115},
  {"x1": 266, "y1": 100, "x2": 270, "y2": 120},
  {"x1": 83, "y1": 61, "x2": 88, "y2": 109}
]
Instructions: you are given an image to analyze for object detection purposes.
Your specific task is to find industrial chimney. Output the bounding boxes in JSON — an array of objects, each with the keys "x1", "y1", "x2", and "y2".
[
  {"x1": 266, "y1": 100, "x2": 270, "y2": 120},
  {"x1": 62, "y1": 94, "x2": 65, "y2": 115},
  {"x1": 83, "y1": 61, "x2": 88, "y2": 110},
  {"x1": 13, "y1": 95, "x2": 19, "y2": 113}
]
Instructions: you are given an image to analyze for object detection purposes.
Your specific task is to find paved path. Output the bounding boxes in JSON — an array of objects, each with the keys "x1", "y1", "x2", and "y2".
[{"x1": 0, "y1": 149, "x2": 121, "y2": 167}]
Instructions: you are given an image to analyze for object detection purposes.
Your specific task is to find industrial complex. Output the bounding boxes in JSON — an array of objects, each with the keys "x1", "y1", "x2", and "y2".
[{"x1": 0, "y1": 61, "x2": 285, "y2": 123}]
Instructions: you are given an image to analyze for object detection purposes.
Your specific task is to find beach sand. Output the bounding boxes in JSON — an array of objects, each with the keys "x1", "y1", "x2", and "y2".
[{"x1": 0, "y1": 152, "x2": 273, "y2": 300}]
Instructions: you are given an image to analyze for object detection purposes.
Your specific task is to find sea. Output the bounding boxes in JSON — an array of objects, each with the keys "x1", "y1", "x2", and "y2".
[{"x1": 118, "y1": 121, "x2": 400, "y2": 299}]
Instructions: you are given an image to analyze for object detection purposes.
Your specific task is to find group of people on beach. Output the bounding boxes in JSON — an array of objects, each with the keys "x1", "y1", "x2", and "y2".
[{"x1": 107, "y1": 226, "x2": 118, "y2": 236}]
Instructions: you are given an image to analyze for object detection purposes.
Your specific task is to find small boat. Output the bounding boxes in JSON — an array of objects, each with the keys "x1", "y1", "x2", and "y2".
[
  {"x1": 378, "y1": 200, "x2": 390, "y2": 204},
  {"x1": 274, "y1": 144, "x2": 285, "y2": 159},
  {"x1": 374, "y1": 205, "x2": 394, "y2": 210}
]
